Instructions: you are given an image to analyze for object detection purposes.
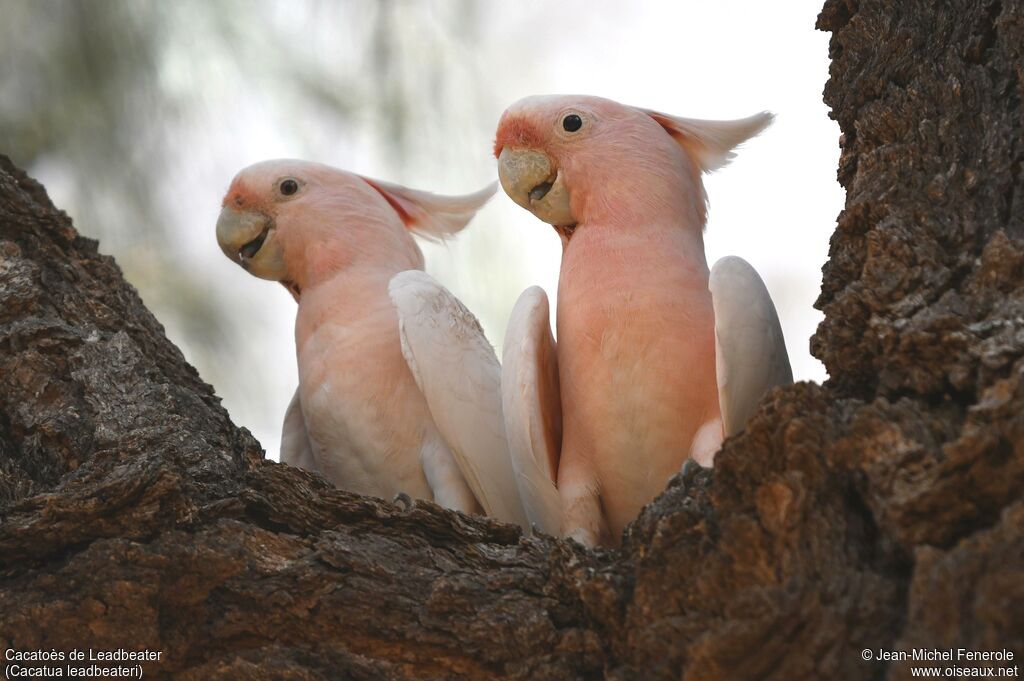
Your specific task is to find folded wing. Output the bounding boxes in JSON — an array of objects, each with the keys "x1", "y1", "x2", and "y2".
[
  {"x1": 501, "y1": 287, "x2": 563, "y2": 536},
  {"x1": 280, "y1": 386, "x2": 318, "y2": 472},
  {"x1": 709, "y1": 256, "x2": 793, "y2": 437},
  {"x1": 388, "y1": 270, "x2": 530, "y2": 529}
]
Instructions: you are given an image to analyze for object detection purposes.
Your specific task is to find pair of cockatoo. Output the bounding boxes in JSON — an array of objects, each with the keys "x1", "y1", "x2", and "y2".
[{"x1": 215, "y1": 95, "x2": 792, "y2": 547}]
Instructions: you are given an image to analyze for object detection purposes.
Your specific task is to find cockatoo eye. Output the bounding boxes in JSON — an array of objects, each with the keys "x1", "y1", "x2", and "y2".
[
  {"x1": 280, "y1": 179, "x2": 300, "y2": 196},
  {"x1": 562, "y1": 114, "x2": 583, "y2": 132}
]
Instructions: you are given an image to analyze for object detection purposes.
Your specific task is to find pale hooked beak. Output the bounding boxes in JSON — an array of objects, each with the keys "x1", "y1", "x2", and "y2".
[
  {"x1": 497, "y1": 148, "x2": 575, "y2": 227},
  {"x1": 215, "y1": 206, "x2": 286, "y2": 281}
]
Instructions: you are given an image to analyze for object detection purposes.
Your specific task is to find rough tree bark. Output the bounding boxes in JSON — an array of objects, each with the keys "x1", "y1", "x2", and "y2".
[{"x1": 1, "y1": 1, "x2": 1022, "y2": 679}]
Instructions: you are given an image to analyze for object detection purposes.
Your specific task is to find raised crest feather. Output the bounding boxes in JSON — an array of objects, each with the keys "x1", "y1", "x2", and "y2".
[
  {"x1": 639, "y1": 109, "x2": 774, "y2": 173},
  {"x1": 361, "y1": 177, "x2": 498, "y2": 242}
]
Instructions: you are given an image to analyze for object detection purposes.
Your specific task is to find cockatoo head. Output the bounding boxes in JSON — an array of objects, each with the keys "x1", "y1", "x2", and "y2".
[
  {"x1": 216, "y1": 160, "x2": 495, "y2": 296},
  {"x1": 494, "y1": 95, "x2": 772, "y2": 231}
]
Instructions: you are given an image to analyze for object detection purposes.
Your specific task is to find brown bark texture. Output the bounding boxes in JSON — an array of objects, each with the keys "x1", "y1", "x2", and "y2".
[{"x1": 1, "y1": 1, "x2": 1023, "y2": 679}]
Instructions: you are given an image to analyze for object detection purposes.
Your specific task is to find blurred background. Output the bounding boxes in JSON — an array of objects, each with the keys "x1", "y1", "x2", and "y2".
[{"x1": 0, "y1": 0, "x2": 842, "y2": 460}]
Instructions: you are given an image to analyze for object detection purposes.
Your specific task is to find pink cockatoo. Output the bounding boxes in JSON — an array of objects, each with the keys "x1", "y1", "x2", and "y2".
[
  {"x1": 493, "y1": 95, "x2": 793, "y2": 546},
  {"x1": 215, "y1": 160, "x2": 529, "y2": 528}
]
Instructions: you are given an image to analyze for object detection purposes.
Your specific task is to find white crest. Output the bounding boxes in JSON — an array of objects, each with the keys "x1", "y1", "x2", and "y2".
[
  {"x1": 639, "y1": 109, "x2": 774, "y2": 172},
  {"x1": 361, "y1": 177, "x2": 497, "y2": 242}
]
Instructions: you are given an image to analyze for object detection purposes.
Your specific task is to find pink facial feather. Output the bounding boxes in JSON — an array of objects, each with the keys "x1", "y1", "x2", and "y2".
[
  {"x1": 222, "y1": 179, "x2": 266, "y2": 212},
  {"x1": 493, "y1": 116, "x2": 545, "y2": 158}
]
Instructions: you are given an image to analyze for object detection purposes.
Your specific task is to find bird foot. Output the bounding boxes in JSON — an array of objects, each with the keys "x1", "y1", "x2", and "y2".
[{"x1": 681, "y1": 459, "x2": 701, "y2": 478}]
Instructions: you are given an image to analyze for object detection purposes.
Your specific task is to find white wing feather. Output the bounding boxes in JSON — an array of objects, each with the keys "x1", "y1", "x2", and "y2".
[
  {"x1": 501, "y1": 287, "x2": 563, "y2": 536},
  {"x1": 388, "y1": 270, "x2": 529, "y2": 529},
  {"x1": 709, "y1": 256, "x2": 793, "y2": 437},
  {"x1": 280, "y1": 387, "x2": 318, "y2": 472}
]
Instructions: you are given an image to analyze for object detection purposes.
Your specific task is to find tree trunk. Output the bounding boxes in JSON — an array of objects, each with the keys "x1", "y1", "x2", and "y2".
[{"x1": 1, "y1": 1, "x2": 1022, "y2": 679}]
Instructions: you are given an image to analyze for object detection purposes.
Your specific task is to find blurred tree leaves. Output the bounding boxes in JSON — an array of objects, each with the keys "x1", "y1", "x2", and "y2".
[{"x1": 2, "y1": 1, "x2": 169, "y2": 252}]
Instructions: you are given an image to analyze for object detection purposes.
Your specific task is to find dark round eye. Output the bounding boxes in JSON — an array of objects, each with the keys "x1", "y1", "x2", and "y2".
[
  {"x1": 562, "y1": 114, "x2": 583, "y2": 133},
  {"x1": 280, "y1": 179, "x2": 299, "y2": 196}
]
